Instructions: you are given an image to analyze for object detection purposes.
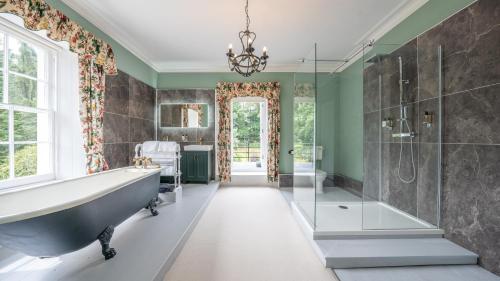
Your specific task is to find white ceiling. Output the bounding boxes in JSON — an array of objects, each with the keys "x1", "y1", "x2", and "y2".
[{"x1": 61, "y1": 0, "x2": 427, "y2": 73}]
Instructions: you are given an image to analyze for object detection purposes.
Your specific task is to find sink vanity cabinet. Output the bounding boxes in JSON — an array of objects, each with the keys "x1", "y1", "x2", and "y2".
[{"x1": 181, "y1": 145, "x2": 213, "y2": 184}]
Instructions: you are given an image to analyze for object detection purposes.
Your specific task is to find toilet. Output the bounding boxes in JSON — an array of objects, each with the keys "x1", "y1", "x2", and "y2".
[
  {"x1": 314, "y1": 145, "x2": 327, "y2": 193},
  {"x1": 316, "y1": 169, "x2": 327, "y2": 193}
]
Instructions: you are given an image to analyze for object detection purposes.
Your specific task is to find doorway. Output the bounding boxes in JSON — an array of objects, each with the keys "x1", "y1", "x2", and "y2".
[{"x1": 231, "y1": 97, "x2": 267, "y2": 174}]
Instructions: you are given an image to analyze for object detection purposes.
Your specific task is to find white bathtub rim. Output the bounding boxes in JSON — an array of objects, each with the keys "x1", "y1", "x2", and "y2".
[{"x1": 0, "y1": 167, "x2": 161, "y2": 224}]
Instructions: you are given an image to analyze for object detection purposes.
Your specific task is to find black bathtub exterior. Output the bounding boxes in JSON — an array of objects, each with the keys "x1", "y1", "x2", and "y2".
[{"x1": 0, "y1": 171, "x2": 160, "y2": 258}]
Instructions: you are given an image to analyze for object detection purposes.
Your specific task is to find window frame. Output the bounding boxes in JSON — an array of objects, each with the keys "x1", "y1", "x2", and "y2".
[{"x1": 0, "y1": 19, "x2": 58, "y2": 190}]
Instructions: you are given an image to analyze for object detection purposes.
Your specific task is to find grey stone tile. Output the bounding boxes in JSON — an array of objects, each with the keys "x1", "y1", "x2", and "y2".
[
  {"x1": 159, "y1": 128, "x2": 197, "y2": 142},
  {"x1": 442, "y1": 144, "x2": 500, "y2": 275},
  {"x1": 438, "y1": 0, "x2": 500, "y2": 94},
  {"x1": 418, "y1": 97, "x2": 440, "y2": 143},
  {"x1": 324, "y1": 174, "x2": 335, "y2": 188},
  {"x1": 417, "y1": 28, "x2": 441, "y2": 100},
  {"x1": 129, "y1": 77, "x2": 155, "y2": 120},
  {"x1": 417, "y1": 143, "x2": 439, "y2": 226},
  {"x1": 279, "y1": 174, "x2": 293, "y2": 188},
  {"x1": 364, "y1": 111, "x2": 380, "y2": 143},
  {"x1": 105, "y1": 70, "x2": 129, "y2": 115},
  {"x1": 381, "y1": 142, "x2": 418, "y2": 217},
  {"x1": 443, "y1": 84, "x2": 500, "y2": 144},
  {"x1": 130, "y1": 118, "x2": 155, "y2": 143},
  {"x1": 363, "y1": 142, "x2": 380, "y2": 201},
  {"x1": 158, "y1": 89, "x2": 197, "y2": 104},
  {"x1": 344, "y1": 176, "x2": 363, "y2": 197},
  {"x1": 363, "y1": 64, "x2": 381, "y2": 113},
  {"x1": 103, "y1": 113, "x2": 129, "y2": 143},
  {"x1": 333, "y1": 174, "x2": 345, "y2": 188},
  {"x1": 380, "y1": 39, "x2": 418, "y2": 109},
  {"x1": 196, "y1": 122, "x2": 215, "y2": 142},
  {"x1": 104, "y1": 143, "x2": 129, "y2": 169}
]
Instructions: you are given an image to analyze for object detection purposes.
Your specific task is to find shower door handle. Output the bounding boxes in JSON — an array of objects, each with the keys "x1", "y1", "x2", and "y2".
[{"x1": 288, "y1": 149, "x2": 294, "y2": 155}]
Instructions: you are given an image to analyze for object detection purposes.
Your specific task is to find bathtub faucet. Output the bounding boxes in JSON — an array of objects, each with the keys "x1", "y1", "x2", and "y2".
[{"x1": 133, "y1": 157, "x2": 153, "y2": 168}]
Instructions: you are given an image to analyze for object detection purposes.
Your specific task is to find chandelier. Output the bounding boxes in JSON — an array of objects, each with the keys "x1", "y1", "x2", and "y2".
[{"x1": 226, "y1": 0, "x2": 269, "y2": 77}]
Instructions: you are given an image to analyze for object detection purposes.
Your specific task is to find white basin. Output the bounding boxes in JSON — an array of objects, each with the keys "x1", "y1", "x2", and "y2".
[{"x1": 184, "y1": 145, "x2": 213, "y2": 151}]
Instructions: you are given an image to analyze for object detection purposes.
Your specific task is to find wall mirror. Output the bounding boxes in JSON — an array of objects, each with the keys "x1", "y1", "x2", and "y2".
[{"x1": 159, "y1": 103, "x2": 209, "y2": 128}]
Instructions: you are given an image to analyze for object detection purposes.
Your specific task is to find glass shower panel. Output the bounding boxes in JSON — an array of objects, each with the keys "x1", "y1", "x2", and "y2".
[
  {"x1": 362, "y1": 41, "x2": 442, "y2": 230},
  {"x1": 314, "y1": 60, "x2": 359, "y2": 231},
  {"x1": 293, "y1": 45, "x2": 316, "y2": 228}
]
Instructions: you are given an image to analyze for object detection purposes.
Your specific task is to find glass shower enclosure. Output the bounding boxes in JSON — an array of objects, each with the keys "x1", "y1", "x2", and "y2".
[{"x1": 291, "y1": 41, "x2": 444, "y2": 236}]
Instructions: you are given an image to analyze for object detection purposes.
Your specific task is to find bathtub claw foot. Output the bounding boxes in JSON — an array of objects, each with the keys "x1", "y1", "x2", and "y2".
[
  {"x1": 98, "y1": 226, "x2": 116, "y2": 260},
  {"x1": 146, "y1": 198, "x2": 159, "y2": 216}
]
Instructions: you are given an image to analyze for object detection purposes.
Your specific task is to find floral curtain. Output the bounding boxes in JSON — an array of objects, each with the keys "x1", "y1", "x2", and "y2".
[
  {"x1": 0, "y1": 0, "x2": 118, "y2": 174},
  {"x1": 215, "y1": 82, "x2": 280, "y2": 183}
]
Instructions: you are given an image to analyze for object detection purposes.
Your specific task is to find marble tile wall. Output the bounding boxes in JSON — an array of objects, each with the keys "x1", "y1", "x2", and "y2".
[
  {"x1": 333, "y1": 174, "x2": 363, "y2": 198},
  {"x1": 157, "y1": 89, "x2": 216, "y2": 179},
  {"x1": 103, "y1": 70, "x2": 156, "y2": 169},
  {"x1": 363, "y1": 0, "x2": 500, "y2": 275}
]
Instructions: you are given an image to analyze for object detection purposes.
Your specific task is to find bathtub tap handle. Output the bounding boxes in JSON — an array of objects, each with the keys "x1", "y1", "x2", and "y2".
[{"x1": 133, "y1": 157, "x2": 143, "y2": 168}]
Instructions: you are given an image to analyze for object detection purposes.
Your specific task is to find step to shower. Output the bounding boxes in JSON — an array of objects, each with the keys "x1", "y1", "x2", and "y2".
[
  {"x1": 315, "y1": 238, "x2": 478, "y2": 268},
  {"x1": 334, "y1": 265, "x2": 500, "y2": 281}
]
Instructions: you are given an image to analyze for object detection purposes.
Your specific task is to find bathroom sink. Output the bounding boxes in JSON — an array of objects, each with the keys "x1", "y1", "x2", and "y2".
[{"x1": 184, "y1": 145, "x2": 213, "y2": 151}]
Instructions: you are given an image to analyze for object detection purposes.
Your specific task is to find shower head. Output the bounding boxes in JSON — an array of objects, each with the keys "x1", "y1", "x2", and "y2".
[{"x1": 365, "y1": 54, "x2": 388, "y2": 64}]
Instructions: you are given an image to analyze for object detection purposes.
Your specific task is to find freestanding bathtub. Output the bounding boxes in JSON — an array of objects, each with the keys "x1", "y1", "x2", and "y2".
[{"x1": 0, "y1": 167, "x2": 161, "y2": 260}]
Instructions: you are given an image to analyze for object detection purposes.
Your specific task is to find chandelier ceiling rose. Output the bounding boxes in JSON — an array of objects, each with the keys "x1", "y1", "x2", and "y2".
[{"x1": 226, "y1": 0, "x2": 269, "y2": 77}]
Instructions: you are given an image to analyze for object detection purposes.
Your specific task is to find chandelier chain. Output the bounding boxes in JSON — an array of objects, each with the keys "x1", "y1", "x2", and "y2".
[
  {"x1": 226, "y1": 0, "x2": 268, "y2": 77},
  {"x1": 245, "y1": 0, "x2": 250, "y2": 31}
]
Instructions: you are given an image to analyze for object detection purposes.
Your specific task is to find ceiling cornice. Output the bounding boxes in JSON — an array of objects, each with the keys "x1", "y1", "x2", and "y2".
[
  {"x1": 61, "y1": 0, "x2": 428, "y2": 74},
  {"x1": 60, "y1": 0, "x2": 160, "y2": 72},
  {"x1": 333, "y1": 0, "x2": 429, "y2": 73}
]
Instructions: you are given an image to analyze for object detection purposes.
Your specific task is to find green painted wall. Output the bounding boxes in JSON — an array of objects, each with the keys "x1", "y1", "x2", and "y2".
[
  {"x1": 335, "y1": 62, "x2": 363, "y2": 181},
  {"x1": 158, "y1": 72, "x2": 295, "y2": 174},
  {"x1": 46, "y1": 0, "x2": 157, "y2": 87},
  {"x1": 334, "y1": 0, "x2": 476, "y2": 181},
  {"x1": 316, "y1": 73, "x2": 338, "y2": 174}
]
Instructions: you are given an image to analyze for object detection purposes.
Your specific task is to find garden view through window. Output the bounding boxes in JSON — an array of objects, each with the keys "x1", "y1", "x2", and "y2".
[
  {"x1": 231, "y1": 99, "x2": 267, "y2": 172},
  {"x1": 0, "y1": 28, "x2": 54, "y2": 185},
  {"x1": 293, "y1": 99, "x2": 314, "y2": 171}
]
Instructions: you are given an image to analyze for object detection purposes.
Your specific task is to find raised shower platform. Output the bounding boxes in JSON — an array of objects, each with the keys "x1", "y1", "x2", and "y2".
[
  {"x1": 291, "y1": 201, "x2": 444, "y2": 240},
  {"x1": 284, "y1": 189, "x2": 480, "y2": 270},
  {"x1": 316, "y1": 238, "x2": 477, "y2": 268}
]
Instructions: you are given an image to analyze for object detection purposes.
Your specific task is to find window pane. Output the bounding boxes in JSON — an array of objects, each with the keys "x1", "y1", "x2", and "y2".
[
  {"x1": 9, "y1": 74, "x2": 37, "y2": 107},
  {"x1": 0, "y1": 109, "x2": 7, "y2": 142},
  {"x1": 14, "y1": 144, "x2": 36, "y2": 177},
  {"x1": 14, "y1": 111, "x2": 37, "y2": 141},
  {"x1": 37, "y1": 142, "x2": 51, "y2": 175},
  {"x1": 8, "y1": 37, "x2": 38, "y2": 78},
  {"x1": 0, "y1": 145, "x2": 8, "y2": 180},
  {"x1": 0, "y1": 34, "x2": 4, "y2": 102},
  {"x1": 0, "y1": 33, "x2": 4, "y2": 69}
]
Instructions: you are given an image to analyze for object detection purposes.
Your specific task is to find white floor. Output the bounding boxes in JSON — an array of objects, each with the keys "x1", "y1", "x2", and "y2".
[
  {"x1": 294, "y1": 187, "x2": 434, "y2": 231},
  {"x1": 164, "y1": 187, "x2": 338, "y2": 281}
]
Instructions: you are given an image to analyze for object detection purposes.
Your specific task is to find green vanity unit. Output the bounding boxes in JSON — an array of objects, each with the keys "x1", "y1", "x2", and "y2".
[{"x1": 181, "y1": 145, "x2": 213, "y2": 184}]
